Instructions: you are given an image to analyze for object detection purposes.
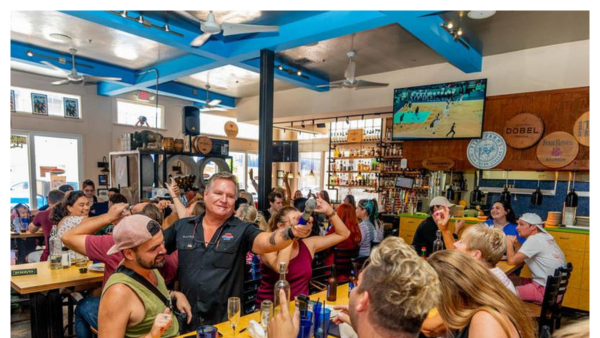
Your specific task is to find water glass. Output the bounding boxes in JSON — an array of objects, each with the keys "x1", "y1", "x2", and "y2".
[
  {"x1": 260, "y1": 300, "x2": 273, "y2": 337},
  {"x1": 228, "y1": 297, "x2": 241, "y2": 337}
]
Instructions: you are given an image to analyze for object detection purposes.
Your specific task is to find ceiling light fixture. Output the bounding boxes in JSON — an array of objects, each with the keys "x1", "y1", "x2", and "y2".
[
  {"x1": 164, "y1": 24, "x2": 170, "y2": 32},
  {"x1": 346, "y1": 116, "x2": 349, "y2": 125},
  {"x1": 467, "y1": 11, "x2": 496, "y2": 20},
  {"x1": 107, "y1": 11, "x2": 183, "y2": 37},
  {"x1": 296, "y1": 70, "x2": 302, "y2": 76},
  {"x1": 440, "y1": 21, "x2": 470, "y2": 49},
  {"x1": 137, "y1": 15, "x2": 145, "y2": 24},
  {"x1": 275, "y1": 64, "x2": 307, "y2": 79},
  {"x1": 26, "y1": 50, "x2": 33, "y2": 57},
  {"x1": 121, "y1": 10, "x2": 127, "y2": 18},
  {"x1": 301, "y1": 121, "x2": 305, "y2": 129}
]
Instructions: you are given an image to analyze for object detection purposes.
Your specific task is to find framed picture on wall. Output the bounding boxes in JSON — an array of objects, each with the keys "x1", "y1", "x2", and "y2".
[
  {"x1": 31, "y1": 93, "x2": 48, "y2": 115},
  {"x1": 64, "y1": 98, "x2": 80, "y2": 119},
  {"x1": 98, "y1": 174, "x2": 108, "y2": 186},
  {"x1": 10, "y1": 90, "x2": 15, "y2": 112}
]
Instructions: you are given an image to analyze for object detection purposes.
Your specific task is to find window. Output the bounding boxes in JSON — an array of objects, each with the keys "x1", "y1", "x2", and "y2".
[
  {"x1": 117, "y1": 99, "x2": 164, "y2": 128},
  {"x1": 200, "y1": 114, "x2": 259, "y2": 141},
  {"x1": 298, "y1": 152, "x2": 322, "y2": 197},
  {"x1": 297, "y1": 131, "x2": 328, "y2": 140},
  {"x1": 247, "y1": 153, "x2": 259, "y2": 196},
  {"x1": 10, "y1": 131, "x2": 82, "y2": 209},
  {"x1": 11, "y1": 86, "x2": 82, "y2": 118},
  {"x1": 230, "y1": 152, "x2": 246, "y2": 190}
]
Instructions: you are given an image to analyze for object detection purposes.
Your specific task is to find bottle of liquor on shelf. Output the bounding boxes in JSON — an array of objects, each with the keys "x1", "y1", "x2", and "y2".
[{"x1": 274, "y1": 262, "x2": 291, "y2": 308}]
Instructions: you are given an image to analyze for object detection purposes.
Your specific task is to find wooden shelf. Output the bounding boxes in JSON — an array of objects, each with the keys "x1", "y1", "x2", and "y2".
[
  {"x1": 381, "y1": 141, "x2": 405, "y2": 145},
  {"x1": 329, "y1": 185, "x2": 379, "y2": 189},
  {"x1": 330, "y1": 156, "x2": 379, "y2": 160},
  {"x1": 330, "y1": 170, "x2": 380, "y2": 174},
  {"x1": 381, "y1": 186, "x2": 429, "y2": 190},
  {"x1": 381, "y1": 156, "x2": 405, "y2": 159},
  {"x1": 331, "y1": 141, "x2": 381, "y2": 146}
]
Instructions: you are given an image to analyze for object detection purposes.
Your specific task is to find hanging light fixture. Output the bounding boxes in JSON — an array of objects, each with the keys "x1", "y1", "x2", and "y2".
[
  {"x1": 471, "y1": 170, "x2": 482, "y2": 203},
  {"x1": 565, "y1": 171, "x2": 578, "y2": 208},
  {"x1": 531, "y1": 171, "x2": 543, "y2": 206},
  {"x1": 446, "y1": 169, "x2": 455, "y2": 201},
  {"x1": 100, "y1": 156, "x2": 110, "y2": 173},
  {"x1": 500, "y1": 170, "x2": 511, "y2": 204}
]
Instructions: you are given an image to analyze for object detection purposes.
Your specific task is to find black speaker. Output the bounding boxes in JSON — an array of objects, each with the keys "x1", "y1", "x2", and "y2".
[{"x1": 182, "y1": 106, "x2": 200, "y2": 136}]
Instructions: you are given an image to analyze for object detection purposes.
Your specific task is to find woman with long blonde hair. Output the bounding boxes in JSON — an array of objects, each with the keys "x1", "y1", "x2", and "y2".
[
  {"x1": 428, "y1": 250, "x2": 537, "y2": 338},
  {"x1": 235, "y1": 203, "x2": 267, "y2": 231}
]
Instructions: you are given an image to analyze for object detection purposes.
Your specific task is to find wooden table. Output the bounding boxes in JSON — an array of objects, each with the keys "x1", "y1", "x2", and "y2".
[
  {"x1": 497, "y1": 260, "x2": 525, "y2": 275},
  {"x1": 11, "y1": 231, "x2": 44, "y2": 239},
  {"x1": 175, "y1": 284, "x2": 350, "y2": 338},
  {"x1": 11, "y1": 262, "x2": 104, "y2": 338}
]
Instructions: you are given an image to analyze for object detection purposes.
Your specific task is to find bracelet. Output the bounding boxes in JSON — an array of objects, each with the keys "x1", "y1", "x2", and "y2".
[{"x1": 326, "y1": 210, "x2": 337, "y2": 218}]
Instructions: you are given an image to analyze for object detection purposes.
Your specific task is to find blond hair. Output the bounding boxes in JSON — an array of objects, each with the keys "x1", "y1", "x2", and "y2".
[
  {"x1": 553, "y1": 319, "x2": 589, "y2": 338},
  {"x1": 235, "y1": 204, "x2": 268, "y2": 231},
  {"x1": 205, "y1": 172, "x2": 238, "y2": 196},
  {"x1": 428, "y1": 250, "x2": 537, "y2": 338},
  {"x1": 461, "y1": 224, "x2": 506, "y2": 268},
  {"x1": 357, "y1": 236, "x2": 440, "y2": 335}
]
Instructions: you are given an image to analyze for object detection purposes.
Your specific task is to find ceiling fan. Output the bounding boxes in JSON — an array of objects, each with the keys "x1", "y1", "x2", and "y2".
[
  {"x1": 200, "y1": 85, "x2": 227, "y2": 112},
  {"x1": 176, "y1": 10, "x2": 280, "y2": 47},
  {"x1": 317, "y1": 50, "x2": 389, "y2": 90},
  {"x1": 41, "y1": 48, "x2": 122, "y2": 85}
]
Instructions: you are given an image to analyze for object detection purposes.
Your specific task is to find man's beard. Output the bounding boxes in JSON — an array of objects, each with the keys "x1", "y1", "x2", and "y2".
[{"x1": 136, "y1": 254, "x2": 166, "y2": 269}]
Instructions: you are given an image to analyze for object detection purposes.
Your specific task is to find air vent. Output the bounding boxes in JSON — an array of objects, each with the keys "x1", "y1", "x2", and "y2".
[{"x1": 293, "y1": 57, "x2": 314, "y2": 66}]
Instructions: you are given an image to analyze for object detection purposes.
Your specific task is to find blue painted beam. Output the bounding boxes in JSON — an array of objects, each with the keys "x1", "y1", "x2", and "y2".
[
  {"x1": 224, "y1": 11, "x2": 396, "y2": 60},
  {"x1": 60, "y1": 11, "x2": 228, "y2": 61},
  {"x1": 382, "y1": 11, "x2": 482, "y2": 73},
  {"x1": 153, "y1": 82, "x2": 235, "y2": 108},
  {"x1": 240, "y1": 58, "x2": 330, "y2": 92},
  {"x1": 99, "y1": 54, "x2": 228, "y2": 96},
  {"x1": 11, "y1": 40, "x2": 136, "y2": 84}
]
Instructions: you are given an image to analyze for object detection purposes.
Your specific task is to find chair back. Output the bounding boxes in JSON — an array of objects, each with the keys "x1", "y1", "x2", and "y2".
[
  {"x1": 25, "y1": 249, "x2": 43, "y2": 263},
  {"x1": 538, "y1": 262, "x2": 573, "y2": 334},
  {"x1": 333, "y1": 247, "x2": 360, "y2": 282},
  {"x1": 309, "y1": 265, "x2": 333, "y2": 294}
]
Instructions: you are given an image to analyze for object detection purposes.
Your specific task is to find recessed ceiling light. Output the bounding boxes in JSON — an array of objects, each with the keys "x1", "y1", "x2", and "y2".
[
  {"x1": 468, "y1": 11, "x2": 496, "y2": 20},
  {"x1": 48, "y1": 33, "x2": 72, "y2": 43}
]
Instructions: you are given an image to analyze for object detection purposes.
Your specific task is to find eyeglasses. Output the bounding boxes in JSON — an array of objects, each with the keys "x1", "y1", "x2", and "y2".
[{"x1": 146, "y1": 220, "x2": 162, "y2": 236}]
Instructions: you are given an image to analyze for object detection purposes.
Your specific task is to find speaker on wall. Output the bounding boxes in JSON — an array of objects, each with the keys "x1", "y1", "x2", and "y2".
[{"x1": 182, "y1": 106, "x2": 200, "y2": 136}]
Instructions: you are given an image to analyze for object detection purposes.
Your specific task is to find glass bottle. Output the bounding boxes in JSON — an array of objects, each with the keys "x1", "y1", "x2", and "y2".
[
  {"x1": 327, "y1": 270, "x2": 337, "y2": 301},
  {"x1": 433, "y1": 230, "x2": 444, "y2": 253},
  {"x1": 49, "y1": 225, "x2": 62, "y2": 270},
  {"x1": 273, "y1": 262, "x2": 290, "y2": 309},
  {"x1": 61, "y1": 247, "x2": 71, "y2": 268},
  {"x1": 420, "y1": 246, "x2": 427, "y2": 260},
  {"x1": 348, "y1": 270, "x2": 357, "y2": 297}
]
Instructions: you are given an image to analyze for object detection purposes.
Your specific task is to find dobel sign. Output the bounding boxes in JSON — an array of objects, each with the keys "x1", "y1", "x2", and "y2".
[
  {"x1": 505, "y1": 126, "x2": 541, "y2": 134},
  {"x1": 503, "y1": 113, "x2": 545, "y2": 149}
]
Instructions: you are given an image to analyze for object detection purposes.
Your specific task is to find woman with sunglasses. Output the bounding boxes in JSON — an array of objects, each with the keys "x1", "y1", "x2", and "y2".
[{"x1": 255, "y1": 197, "x2": 350, "y2": 305}]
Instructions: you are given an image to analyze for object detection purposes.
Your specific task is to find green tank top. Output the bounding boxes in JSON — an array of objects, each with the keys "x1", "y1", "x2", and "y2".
[{"x1": 102, "y1": 269, "x2": 179, "y2": 338}]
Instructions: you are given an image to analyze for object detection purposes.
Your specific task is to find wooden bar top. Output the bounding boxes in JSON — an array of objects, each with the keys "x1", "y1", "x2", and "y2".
[
  {"x1": 11, "y1": 262, "x2": 103, "y2": 294},
  {"x1": 497, "y1": 260, "x2": 524, "y2": 275},
  {"x1": 11, "y1": 231, "x2": 44, "y2": 239},
  {"x1": 175, "y1": 284, "x2": 350, "y2": 338}
]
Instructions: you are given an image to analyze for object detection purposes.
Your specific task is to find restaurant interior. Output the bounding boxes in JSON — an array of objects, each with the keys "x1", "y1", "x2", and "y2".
[{"x1": 8, "y1": 9, "x2": 591, "y2": 338}]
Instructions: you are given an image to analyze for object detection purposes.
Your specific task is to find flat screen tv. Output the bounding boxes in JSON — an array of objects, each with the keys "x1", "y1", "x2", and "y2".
[
  {"x1": 392, "y1": 79, "x2": 487, "y2": 140},
  {"x1": 272, "y1": 141, "x2": 299, "y2": 162}
]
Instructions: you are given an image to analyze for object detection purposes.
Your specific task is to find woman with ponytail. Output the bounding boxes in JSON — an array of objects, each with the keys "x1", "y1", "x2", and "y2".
[{"x1": 356, "y1": 199, "x2": 383, "y2": 257}]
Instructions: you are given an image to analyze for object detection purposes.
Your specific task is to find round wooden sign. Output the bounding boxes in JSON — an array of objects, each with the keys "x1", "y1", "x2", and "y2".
[
  {"x1": 536, "y1": 132, "x2": 579, "y2": 168},
  {"x1": 572, "y1": 112, "x2": 589, "y2": 147},
  {"x1": 224, "y1": 121, "x2": 239, "y2": 138},
  {"x1": 503, "y1": 113, "x2": 545, "y2": 149},
  {"x1": 195, "y1": 136, "x2": 213, "y2": 154},
  {"x1": 422, "y1": 157, "x2": 455, "y2": 171}
]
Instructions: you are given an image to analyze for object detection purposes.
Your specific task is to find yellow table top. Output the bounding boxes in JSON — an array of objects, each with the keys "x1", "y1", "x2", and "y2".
[
  {"x1": 497, "y1": 260, "x2": 524, "y2": 275},
  {"x1": 11, "y1": 261, "x2": 104, "y2": 294},
  {"x1": 175, "y1": 284, "x2": 350, "y2": 338}
]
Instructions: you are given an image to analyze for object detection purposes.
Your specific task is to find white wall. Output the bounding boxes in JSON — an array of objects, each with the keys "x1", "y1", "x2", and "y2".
[
  {"x1": 10, "y1": 71, "x2": 258, "y2": 182},
  {"x1": 236, "y1": 40, "x2": 590, "y2": 123}
]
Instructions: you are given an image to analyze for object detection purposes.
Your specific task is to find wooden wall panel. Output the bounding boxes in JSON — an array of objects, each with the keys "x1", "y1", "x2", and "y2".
[{"x1": 402, "y1": 87, "x2": 589, "y2": 171}]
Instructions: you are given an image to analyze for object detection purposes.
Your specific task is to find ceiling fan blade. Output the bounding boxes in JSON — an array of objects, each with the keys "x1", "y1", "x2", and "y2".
[
  {"x1": 41, "y1": 61, "x2": 69, "y2": 75},
  {"x1": 209, "y1": 107, "x2": 228, "y2": 111},
  {"x1": 191, "y1": 32, "x2": 212, "y2": 47},
  {"x1": 221, "y1": 22, "x2": 279, "y2": 36},
  {"x1": 51, "y1": 79, "x2": 70, "y2": 85},
  {"x1": 208, "y1": 99, "x2": 222, "y2": 106},
  {"x1": 316, "y1": 80, "x2": 345, "y2": 88},
  {"x1": 175, "y1": 10, "x2": 203, "y2": 24},
  {"x1": 355, "y1": 79, "x2": 389, "y2": 88},
  {"x1": 84, "y1": 75, "x2": 122, "y2": 82},
  {"x1": 344, "y1": 60, "x2": 356, "y2": 82}
]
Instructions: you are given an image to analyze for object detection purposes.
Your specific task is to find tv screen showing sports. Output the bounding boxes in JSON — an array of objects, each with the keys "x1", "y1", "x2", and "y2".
[
  {"x1": 392, "y1": 79, "x2": 487, "y2": 140},
  {"x1": 272, "y1": 141, "x2": 299, "y2": 162}
]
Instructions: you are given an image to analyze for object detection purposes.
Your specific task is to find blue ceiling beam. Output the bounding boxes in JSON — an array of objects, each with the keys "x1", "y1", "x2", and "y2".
[
  {"x1": 99, "y1": 54, "x2": 228, "y2": 96},
  {"x1": 381, "y1": 11, "x2": 482, "y2": 73},
  {"x1": 60, "y1": 10, "x2": 228, "y2": 61},
  {"x1": 10, "y1": 40, "x2": 136, "y2": 84},
  {"x1": 239, "y1": 58, "x2": 330, "y2": 92},
  {"x1": 224, "y1": 11, "x2": 397, "y2": 60},
  {"x1": 152, "y1": 82, "x2": 235, "y2": 108}
]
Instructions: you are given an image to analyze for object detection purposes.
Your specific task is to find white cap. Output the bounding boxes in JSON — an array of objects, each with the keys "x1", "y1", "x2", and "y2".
[
  {"x1": 429, "y1": 196, "x2": 454, "y2": 208},
  {"x1": 519, "y1": 213, "x2": 547, "y2": 233}
]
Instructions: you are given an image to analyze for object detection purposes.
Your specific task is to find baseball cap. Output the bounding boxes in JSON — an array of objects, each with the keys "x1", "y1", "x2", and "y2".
[
  {"x1": 107, "y1": 215, "x2": 162, "y2": 255},
  {"x1": 429, "y1": 196, "x2": 454, "y2": 208},
  {"x1": 519, "y1": 213, "x2": 546, "y2": 233}
]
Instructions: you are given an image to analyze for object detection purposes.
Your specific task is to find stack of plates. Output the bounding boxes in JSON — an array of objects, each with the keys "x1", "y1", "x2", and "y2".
[
  {"x1": 546, "y1": 211, "x2": 562, "y2": 226},
  {"x1": 576, "y1": 216, "x2": 589, "y2": 227}
]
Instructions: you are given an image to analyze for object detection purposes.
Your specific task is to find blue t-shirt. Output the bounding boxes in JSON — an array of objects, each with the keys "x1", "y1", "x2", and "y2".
[{"x1": 484, "y1": 219, "x2": 526, "y2": 244}]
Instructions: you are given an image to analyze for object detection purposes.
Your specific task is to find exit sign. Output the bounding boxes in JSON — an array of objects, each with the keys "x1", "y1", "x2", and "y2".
[{"x1": 137, "y1": 91, "x2": 150, "y2": 101}]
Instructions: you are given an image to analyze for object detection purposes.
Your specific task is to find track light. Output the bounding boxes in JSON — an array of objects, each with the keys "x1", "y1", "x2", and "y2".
[
  {"x1": 108, "y1": 11, "x2": 183, "y2": 37},
  {"x1": 346, "y1": 117, "x2": 349, "y2": 124},
  {"x1": 447, "y1": 22, "x2": 453, "y2": 29},
  {"x1": 278, "y1": 65, "x2": 283, "y2": 70},
  {"x1": 121, "y1": 10, "x2": 127, "y2": 18},
  {"x1": 26, "y1": 50, "x2": 33, "y2": 57},
  {"x1": 301, "y1": 121, "x2": 305, "y2": 128},
  {"x1": 138, "y1": 15, "x2": 144, "y2": 24},
  {"x1": 164, "y1": 24, "x2": 170, "y2": 32},
  {"x1": 440, "y1": 21, "x2": 469, "y2": 49},
  {"x1": 297, "y1": 70, "x2": 302, "y2": 76}
]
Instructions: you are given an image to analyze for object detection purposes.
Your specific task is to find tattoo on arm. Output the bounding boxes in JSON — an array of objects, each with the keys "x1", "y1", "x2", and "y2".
[
  {"x1": 269, "y1": 227, "x2": 292, "y2": 246},
  {"x1": 269, "y1": 231, "x2": 277, "y2": 246},
  {"x1": 280, "y1": 228, "x2": 291, "y2": 241}
]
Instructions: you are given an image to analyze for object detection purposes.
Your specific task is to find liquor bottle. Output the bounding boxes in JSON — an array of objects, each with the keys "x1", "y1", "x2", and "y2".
[
  {"x1": 327, "y1": 271, "x2": 338, "y2": 301},
  {"x1": 49, "y1": 225, "x2": 62, "y2": 270},
  {"x1": 432, "y1": 230, "x2": 444, "y2": 253},
  {"x1": 421, "y1": 246, "x2": 427, "y2": 260},
  {"x1": 348, "y1": 270, "x2": 357, "y2": 297},
  {"x1": 273, "y1": 262, "x2": 290, "y2": 307}
]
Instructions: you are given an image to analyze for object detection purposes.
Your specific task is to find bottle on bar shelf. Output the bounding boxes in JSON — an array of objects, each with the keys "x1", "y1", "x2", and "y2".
[{"x1": 274, "y1": 262, "x2": 290, "y2": 309}]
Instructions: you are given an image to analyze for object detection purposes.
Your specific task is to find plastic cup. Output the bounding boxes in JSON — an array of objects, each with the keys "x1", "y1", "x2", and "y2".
[
  {"x1": 196, "y1": 325, "x2": 218, "y2": 338},
  {"x1": 297, "y1": 310, "x2": 313, "y2": 338},
  {"x1": 313, "y1": 307, "x2": 331, "y2": 338}
]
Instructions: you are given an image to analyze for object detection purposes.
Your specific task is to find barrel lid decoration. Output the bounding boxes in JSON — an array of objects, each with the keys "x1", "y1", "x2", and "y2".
[
  {"x1": 225, "y1": 121, "x2": 239, "y2": 138},
  {"x1": 422, "y1": 157, "x2": 455, "y2": 171},
  {"x1": 536, "y1": 131, "x2": 579, "y2": 168},
  {"x1": 572, "y1": 112, "x2": 589, "y2": 147},
  {"x1": 195, "y1": 136, "x2": 213, "y2": 154},
  {"x1": 503, "y1": 113, "x2": 545, "y2": 149},
  {"x1": 467, "y1": 132, "x2": 507, "y2": 169}
]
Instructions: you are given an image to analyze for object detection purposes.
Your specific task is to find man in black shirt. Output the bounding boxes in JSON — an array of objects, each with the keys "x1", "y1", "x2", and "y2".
[
  {"x1": 411, "y1": 196, "x2": 459, "y2": 257},
  {"x1": 262, "y1": 191, "x2": 283, "y2": 223},
  {"x1": 164, "y1": 172, "x2": 311, "y2": 331}
]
